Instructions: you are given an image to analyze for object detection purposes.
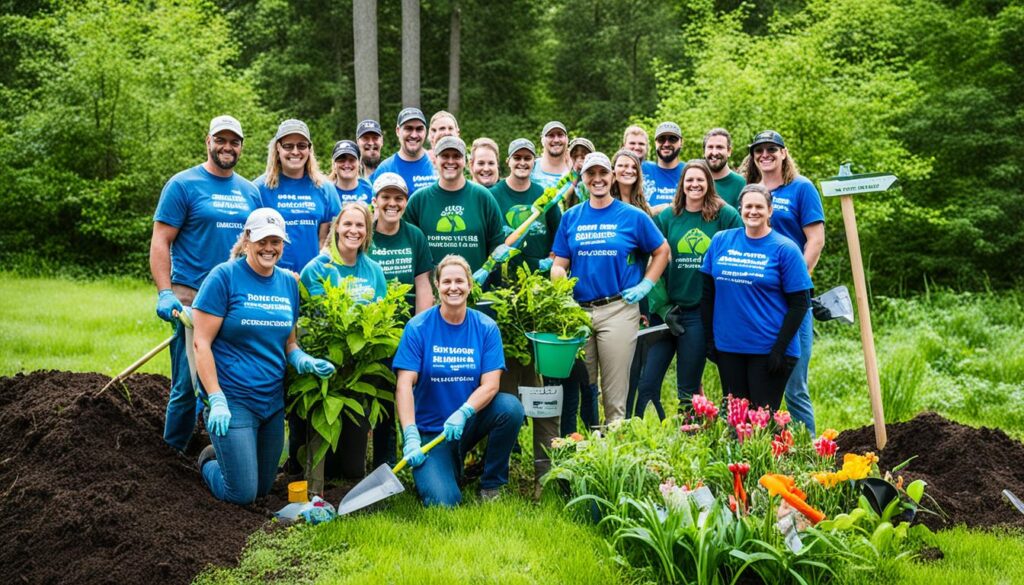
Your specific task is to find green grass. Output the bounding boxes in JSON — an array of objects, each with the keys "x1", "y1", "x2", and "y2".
[{"x1": 3, "y1": 275, "x2": 1023, "y2": 584}]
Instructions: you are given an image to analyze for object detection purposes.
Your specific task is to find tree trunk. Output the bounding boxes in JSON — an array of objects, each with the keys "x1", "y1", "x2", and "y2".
[
  {"x1": 447, "y1": 0, "x2": 460, "y2": 115},
  {"x1": 353, "y1": 0, "x2": 380, "y2": 122},
  {"x1": 401, "y1": 0, "x2": 420, "y2": 108}
]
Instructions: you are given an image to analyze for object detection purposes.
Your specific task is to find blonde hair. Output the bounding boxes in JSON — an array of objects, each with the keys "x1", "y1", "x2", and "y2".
[
  {"x1": 434, "y1": 254, "x2": 472, "y2": 283},
  {"x1": 610, "y1": 150, "x2": 653, "y2": 216},
  {"x1": 263, "y1": 136, "x2": 326, "y2": 190},
  {"x1": 430, "y1": 110, "x2": 460, "y2": 131},
  {"x1": 672, "y1": 159, "x2": 726, "y2": 221},
  {"x1": 470, "y1": 137, "x2": 499, "y2": 161},
  {"x1": 622, "y1": 125, "x2": 649, "y2": 145},
  {"x1": 228, "y1": 231, "x2": 250, "y2": 260},
  {"x1": 327, "y1": 202, "x2": 374, "y2": 260}
]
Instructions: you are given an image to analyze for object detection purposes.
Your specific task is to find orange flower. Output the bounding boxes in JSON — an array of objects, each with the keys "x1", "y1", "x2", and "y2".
[{"x1": 821, "y1": 428, "x2": 839, "y2": 441}]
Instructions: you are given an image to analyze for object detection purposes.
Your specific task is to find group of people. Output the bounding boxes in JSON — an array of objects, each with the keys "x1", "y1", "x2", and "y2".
[{"x1": 150, "y1": 107, "x2": 824, "y2": 508}]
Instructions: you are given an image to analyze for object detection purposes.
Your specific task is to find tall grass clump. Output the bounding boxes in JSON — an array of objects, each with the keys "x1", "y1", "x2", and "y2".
[{"x1": 880, "y1": 344, "x2": 927, "y2": 423}]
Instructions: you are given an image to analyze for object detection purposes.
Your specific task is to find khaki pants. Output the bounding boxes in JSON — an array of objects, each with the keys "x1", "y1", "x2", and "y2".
[
  {"x1": 583, "y1": 300, "x2": 640, "y2": 424},
  {"x1": 499, "y1": 359, "x2": 560, "y2": 480}
]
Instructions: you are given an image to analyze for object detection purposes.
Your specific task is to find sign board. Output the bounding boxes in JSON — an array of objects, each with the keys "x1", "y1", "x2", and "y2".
[{"x1": 820, "y1": 172, "x2": 898, "y2": 197}]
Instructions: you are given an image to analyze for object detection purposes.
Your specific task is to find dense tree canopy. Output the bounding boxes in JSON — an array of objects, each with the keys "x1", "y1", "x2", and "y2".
[{"x1": 0, "y1": 0, "x2": 1020, "y2": 291}]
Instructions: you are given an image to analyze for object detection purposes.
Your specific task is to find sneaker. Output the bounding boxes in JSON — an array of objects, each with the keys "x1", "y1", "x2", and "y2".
[
  {"x1": 480, "y1": 487, "x2": 501, "y2": 502},
  {"x1": 197, "y1": 444, "x2": 216, "y2": 472}
]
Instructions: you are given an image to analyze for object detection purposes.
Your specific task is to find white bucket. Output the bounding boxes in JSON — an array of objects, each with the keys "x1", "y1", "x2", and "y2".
[{"x1": 518, "y1": 385, "x2": 563, "y2": 418}]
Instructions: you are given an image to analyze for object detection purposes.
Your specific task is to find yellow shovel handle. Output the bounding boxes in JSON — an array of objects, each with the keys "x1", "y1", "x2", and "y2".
[{"x1": 392, "y1": 433, "x2": 447, "y2": 474}]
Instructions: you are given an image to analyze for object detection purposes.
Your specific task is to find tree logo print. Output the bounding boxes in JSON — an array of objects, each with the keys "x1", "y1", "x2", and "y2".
[
  {"x1": 677, "y1": 228, "x2": 711, "y2": 255},
  {"x1": 436, "y1": 212, "x2": 467, "y2": 232}
]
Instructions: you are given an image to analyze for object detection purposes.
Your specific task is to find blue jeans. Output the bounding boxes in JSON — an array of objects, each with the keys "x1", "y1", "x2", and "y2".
[
  {"x1": 412, "y1": 393, "x2": 524, "y2": 507},
  {"x1": 784, "y1": 311, "x2": 816, "y2": 435},
  {"x1": 636, "y1": 308, "x2": 704, "y2": 419},
  {"x1": 164, "y1": 319, "x2": 199, "y2": 451},
  {"x1": 201, "y1": 402, "x2": 285, "y2": 505}
]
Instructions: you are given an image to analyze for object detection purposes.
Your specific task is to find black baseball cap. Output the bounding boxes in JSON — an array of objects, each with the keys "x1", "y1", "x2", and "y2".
[
  {"x1": 332, "y1": 140, "x2": 359, "y2": 161},
  {"x1": 749, "y1": 130, "x2": 786, "y2": 153},
  {"x1": 356, "y1": 119, "x2": 382, "y2": 138}
]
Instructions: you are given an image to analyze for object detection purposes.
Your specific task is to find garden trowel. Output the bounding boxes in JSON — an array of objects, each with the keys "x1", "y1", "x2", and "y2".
[
  {"x1": 337, "y1": 434, "x2": 447, "y2": 515},
  {"x1": 1003, "y1": 489, "x2": 1024, "y2": 516}
]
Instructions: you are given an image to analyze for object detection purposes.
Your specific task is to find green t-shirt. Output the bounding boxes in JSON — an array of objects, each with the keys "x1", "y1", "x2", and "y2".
[
  {"x1": 489, "y1": 179, "x2": 562, "y2": 272},
  {"x1": 369, "y1": 220, "x2": 434, "y2": 284},
  {"x1": 655, "y1": 205, "x2": 742, "y2": 307},
  {"x1": 714, "y1": 171, "x2": 746, "y2": 209},
  {"x1": 404, "y1": 181, "x2": 505, "y2": 271}
]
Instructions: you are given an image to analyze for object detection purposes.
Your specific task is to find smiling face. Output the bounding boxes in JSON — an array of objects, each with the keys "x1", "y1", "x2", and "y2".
[
  {"x1": 656, "y1": 134, "x2": 681, "y2": 164},
  {"x1": 374, "y1": 188, "x2": 407, "y2": 229},
  {"x1": 471, "y1": 148, "x2": 499, "y2": 186},
  {"x1": 276, "y1": 132, "x2": 310, "y2": 176},
  {"x1": 436, "y1": 263, "x2": 471, "y2": 310},
  {"x1": 207, "y1": 130, "x2": 242, "y2": 171},
  {"x1": 703, "y1": 135, "x2": 732, "y2": 172},
  {"x1": 583, "y1": 166, "x2": 612, "y2": 197},
  {"x1": 682, "y1": 167, "x2": 708, "y2": 207},
  {"x1": 335, "y1": 207, "x2": 368, "y2": 255},
  {"x1": 333, "y1": 154, "x2": 359, "y2": 181},
  {"x1": 507, "y1": 150, "x2": 535, "y2": 181},
  {"x1": 357, "y1": 133, "x2": 382, "y2": 167},
  {"x1": 624, "y1": 131, "x2": 648, "y2": 160},
  {"x1": 437, "y1": 149, "x2": 466, "y2": 183},
  {"x1": 753, "y1": 144, "x2": 786, "y2": 175},
  {"x1": 542, "y1": 129, "x2": 567, "y2": 158},
  {"x1": 246, "y1": 235, "x2": 284, "y2": 274},
  {"x1": 429, "y1": 115, "x2": 459, "y2": 147},
  {"x1": 740, "y1": 190, "x2": 773, "y2": 232},
  {"x1": 397, "y1": 121, "x2": 426, "y2": 157},
  {"x1": 613, "y1": 155, "x2": 638, "y2": 187}
]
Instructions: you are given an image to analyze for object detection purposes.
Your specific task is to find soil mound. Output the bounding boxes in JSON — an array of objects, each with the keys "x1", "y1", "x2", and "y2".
[
  {"x1": 838, "y1": 412, "x2": 1024, "y2": 531},
  {"x1": 0, "y1": 371, "x2": 274, "y2": 585}
]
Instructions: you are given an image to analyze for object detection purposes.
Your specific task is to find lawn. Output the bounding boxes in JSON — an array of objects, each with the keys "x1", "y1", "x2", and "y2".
[{"x1": 3, "y1": 274, "x2": 1022, "y2": 584}]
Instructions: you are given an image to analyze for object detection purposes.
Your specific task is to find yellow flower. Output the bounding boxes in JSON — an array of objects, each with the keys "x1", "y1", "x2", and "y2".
[{"x1": 839, "y1": 452, "x2": 878, "y2": 481}]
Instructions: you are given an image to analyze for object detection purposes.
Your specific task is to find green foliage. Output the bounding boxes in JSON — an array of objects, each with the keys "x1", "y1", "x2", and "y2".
[
  {"x1": 480, "y1": 266, "x2": 592, "y2": 367},
  {"x1": 287, "y1": 278, "x2": 411, "y2": 466}
]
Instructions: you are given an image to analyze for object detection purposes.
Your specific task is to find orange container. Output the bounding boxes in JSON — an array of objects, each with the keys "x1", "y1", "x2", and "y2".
[{"x1": 288, "y1": 481, "x2": 309, "y2": 503}]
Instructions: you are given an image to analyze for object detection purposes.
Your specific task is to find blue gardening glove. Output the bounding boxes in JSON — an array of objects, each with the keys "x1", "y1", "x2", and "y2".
[
  {"x1": 156, "y1": 289, "x2": 183, "y2": 323},
  {"x1": 622, "y1": 278, "x2": 655, "y2": 304},
  {"x1": 206, "y1": 393, "x2": 231, "y2": 437},
  {"x1": 538, "y1": 258, "x2": 553, "y2": 272},
  {"x1": 443, "y1": 402, "x2": 476, "y2": 441},
  {"x1": 501, "y1": 225, "x2": 515, "y2": 237},
  {"x1": 472, "y1": 267, "x2": 490, "y2": 285},
  {"x1": 492, "y1": 244, "x2": 513, "y2": 263},
  {"x1": 288, "y1": 349, "x2": 335, "y2": 379},
  {"x1": 402, "y1": 424, "x2": 426, "y2": 468}
]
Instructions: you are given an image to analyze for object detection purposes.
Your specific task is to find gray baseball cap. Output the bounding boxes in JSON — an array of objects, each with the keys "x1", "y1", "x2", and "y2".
[
  {"x1": 568, "y1": 137, "x2": 595, "y2": 155},
  {"x1": 273, "y1": 119, "x2": 311, "y2": 142},
  {"x1": 655, "y1": 122, "x2": 682, "y2": 139},
  {"x1": 244, "y1": 207, "x2": 291, "y2": 243},
  {"x1": 331, "y1": 140, "x2": 359, "y2": 161},
  {"x1": 580, "y1": 152, "x2": 612, "y2": 174},
  {"x1": 373, "y1": 172, "x2": 409, "y2": 196},
  {"x1": 209, "y1": 115, "x2": 243, "y2": 139},
  {"x1": 396, "y1": 107, "x2": 427, "y2": 127},
  {"x1": 433, "y1": 135, "x2": 466, "y2": 157},
  {"x1": 507, "y1": 138, "x2": 536, "y2": 157},
  {"x1": 542, "y1": 121, "x2": 567, "y2": 137},
  {"x1": 356, "y1": 119, "x2": 383, "y2": 138}
]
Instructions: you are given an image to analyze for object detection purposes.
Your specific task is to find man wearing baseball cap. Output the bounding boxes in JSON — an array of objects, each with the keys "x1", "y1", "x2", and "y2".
[
  {"x1": 531, "y1": 121, "x2": 572, "y2": 190},
  {"x1": 356, "y1": 119, "x2": 384, "y2": 179},
  {"x1": 370, "y1": 107, "x2": 437, "y2": 194},
  {"x1": 328, "y1": 139, "x2": 373, "y2": 205},
  {"x1": 403, "y1": 135, "x2": 506, "y2": 274},
  {"x1": 150, "y1": 114, "x2": 261, "y2": 452},
  {"x1": 642, "y1": 121, "x2": 685, "y2": 211}
]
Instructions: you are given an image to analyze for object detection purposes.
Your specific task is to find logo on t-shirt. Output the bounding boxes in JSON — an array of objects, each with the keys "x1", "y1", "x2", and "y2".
[
  {"x1": 677, "y1": 228, "x2": 712, "y2": 255},
  {"x1": 506, "y1": 205, "x2": 543, "y2": 235},
  {"x1": 436, "y1": 205, "x2": 466, "y2": 233}
]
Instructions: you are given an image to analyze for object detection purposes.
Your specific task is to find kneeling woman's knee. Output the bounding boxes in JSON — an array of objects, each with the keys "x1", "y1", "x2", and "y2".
[
  {"x1": 419, "y1": 482, "x2": 462, "y2": 508},
  {"x1": 490, "y1": 392, "x2": 525, "y2": 424}
]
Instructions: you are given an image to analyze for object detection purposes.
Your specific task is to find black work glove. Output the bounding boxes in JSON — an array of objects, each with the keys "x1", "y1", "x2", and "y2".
[
  {"x1": 811, "y1": 296, "x2": 831, "y2": 322},
  {"x1": 768, "y1": 347, "x2": 788, "y2": 374}
]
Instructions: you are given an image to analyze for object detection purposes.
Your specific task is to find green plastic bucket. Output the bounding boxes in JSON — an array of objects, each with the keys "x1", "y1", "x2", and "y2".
[{"x1": 525, "y1": 331, "x2": 587, "y2": 378}]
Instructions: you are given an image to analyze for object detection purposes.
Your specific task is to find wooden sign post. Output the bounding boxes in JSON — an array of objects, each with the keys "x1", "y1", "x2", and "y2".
[{"x1": 820, "y1": 164, "x2": 898, "y2": 450}]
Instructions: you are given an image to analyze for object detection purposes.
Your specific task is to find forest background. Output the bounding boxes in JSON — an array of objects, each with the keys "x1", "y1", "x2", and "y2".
[{"x1": 1, "y1": 0, "x2": 1021, "y2": 294}]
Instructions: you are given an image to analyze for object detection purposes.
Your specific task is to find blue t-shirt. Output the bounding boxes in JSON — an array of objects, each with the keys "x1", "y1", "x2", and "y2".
[
  {"x1": 699, "y1": 229, "x2": 813, "y2": 357},
  {"x1": 552, "y1": 199, "x2": 666, "y2": 303},
  {"x1": 255, "y1": 174, "x2": 341, "y2": 273},
  {"x1": 371, "y1": 153, "x2": 438, "y2": 193},
  {"x1": 193, "y1": 258, "x2": 300, "y2": 417},
  {"x1": 642, "y1": 161, "x2": 683, "y2": 207},
  {"x1": 299, "y1": 252, "x2": 387, "y2": 301},
  {"x1": 769, "y1": 175, "x2": 825, "y2": 251},
  {"x1": 392, "y1": 307, "x2": 506, "y2": 433},
  {"x1": 153, "y1": 165, "x2": 261, "y2": 290},
  {"x1": 530, "y1": 164, "x2": 567, "y2": 190},
  {"x1": 335, "y1": 178, "x2": 373, "y2": 205}
]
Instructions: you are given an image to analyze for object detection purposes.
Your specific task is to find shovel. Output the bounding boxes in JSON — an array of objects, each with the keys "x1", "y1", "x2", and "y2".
[
  {"x1": 1003, "y1": 489, "x2": 1024, "y2": 516},
  {"x1": 337, "y1": 433, "x2": 447, "y2": 515},
  {"x1": 99, "y1": 310, "x2": 193, "y2": 394}
]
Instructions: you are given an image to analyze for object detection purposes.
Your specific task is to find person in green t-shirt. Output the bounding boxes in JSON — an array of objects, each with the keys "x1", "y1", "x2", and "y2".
[
  {"x1": 368, "y1": 172, "x2": 435, "y2": 315},
  {"x1": 404, "y1": 136, "x2": 507, "y2": 273},
  {"x1": 703, "y1": 127, "x2": 746, "y2": 209},
  {"x1": 637, "y1": 159, "x2": 741, "y2": 418}
]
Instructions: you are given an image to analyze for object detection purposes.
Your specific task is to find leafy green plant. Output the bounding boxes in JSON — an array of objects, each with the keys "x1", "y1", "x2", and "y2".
[
  {"x1": 287, "y1": 277, "x2": 412, "y2": 466},
  {"x1": 480, "y1": 265, "x2": 592, "y2": 366}
]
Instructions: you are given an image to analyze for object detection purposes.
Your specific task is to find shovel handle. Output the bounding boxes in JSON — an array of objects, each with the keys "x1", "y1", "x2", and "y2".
[{"x1": 392, "y1": 433, "x2": 447, "y2": 474}]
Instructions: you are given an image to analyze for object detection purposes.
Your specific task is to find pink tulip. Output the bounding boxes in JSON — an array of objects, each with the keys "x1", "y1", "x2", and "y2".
[
  {"x1": 773, "y1": 410, "x2": 791, "y2": 427},
  {"x1": 748, "y1": 407, "x2": 771, "y2": 429},
  {"x1": 726, "y1": 395, "x2": 749, "y2": 428}
]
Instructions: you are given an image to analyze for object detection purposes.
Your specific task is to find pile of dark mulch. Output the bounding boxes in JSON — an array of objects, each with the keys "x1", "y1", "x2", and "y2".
[
  {"x1": 838, "y1": 411, "x2": 1024, "y2": 531},
  {"x1": 0, "y1": 371, "x2": 348, "y2": 585}
]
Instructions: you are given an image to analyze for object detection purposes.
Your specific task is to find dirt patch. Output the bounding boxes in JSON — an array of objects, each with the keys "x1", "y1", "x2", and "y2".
[
  {"x1": 0, "y1": 371, "x2": 352, "y2": 585},
  {"x1": 838, "y1": 411, "x2": 1024, "y2": 531}
]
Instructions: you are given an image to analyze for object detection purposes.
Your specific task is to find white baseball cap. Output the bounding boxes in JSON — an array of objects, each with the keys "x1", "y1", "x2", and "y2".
[
  {"x1": 209, "y1": 115, "x2": 243, "y2": 139},
  {"x1": 580, "y1": 152, "x2": 612, "y2": 174},
  {"x1": 373, "y1": 172, "x2": 409, "y2": 196},
  {"x1": 244, "y1": 208, "x2": 291, "y2": 243}
]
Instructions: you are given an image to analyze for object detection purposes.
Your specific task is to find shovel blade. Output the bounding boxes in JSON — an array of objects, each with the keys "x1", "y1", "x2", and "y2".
[{"x1": 337, "y1": 463, "x2": 405, "y2": 516}]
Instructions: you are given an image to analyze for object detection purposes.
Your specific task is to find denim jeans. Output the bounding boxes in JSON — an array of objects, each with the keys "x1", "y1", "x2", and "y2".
[
  {"x1": 635, "y1": 308, "x2": 705, "y2": 419},
  {"x1": 412, "y1": 393, "x2": 524, "y2": 507},
  {"x1": 164, "y1": 318, "x2": 199, "y2": 451},
  {"x1": 201, "y1": 402, "x2": 285, "y2": 505},
  {"x1": 784, "y1": 311, "x2": 816, "y2": 435}
]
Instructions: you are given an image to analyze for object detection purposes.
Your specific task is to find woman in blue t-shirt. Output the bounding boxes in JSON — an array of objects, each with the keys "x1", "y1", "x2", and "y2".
[
  {"x1": 192, "y1": 208, "x2": 334, "y2": 505},
  {"x1": 551, "y1": 152, "x2": 670, "y2": 425},
  {"x1": 296, "y1": 201, "x2": 387, "y2": 480},
  {"x1": 393, "y1": 255, "x2": 525, "y2": 507},
  {"x1": 700, "y1": 184, "x2": 812, "y2": 410}
]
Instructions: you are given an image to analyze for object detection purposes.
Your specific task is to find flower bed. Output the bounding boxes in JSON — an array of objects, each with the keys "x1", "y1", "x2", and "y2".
[{"x1": 545, "y1": 396, "x2": 934, "y2": 584}]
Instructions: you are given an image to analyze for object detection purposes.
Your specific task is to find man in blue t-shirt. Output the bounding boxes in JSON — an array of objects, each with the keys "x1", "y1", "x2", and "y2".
[
  {"x1": 150, "y1": 114, "x2": 261, "y2": 451},
  {"x1": 370, "y1": 108, "x2": 437, "y2": 193},
  {"x1": 642, "y1": 121, "x2": 684, "y2": 212},
  {"x1": 531, "y1": 121, "x2": 572, "y2": 189}
]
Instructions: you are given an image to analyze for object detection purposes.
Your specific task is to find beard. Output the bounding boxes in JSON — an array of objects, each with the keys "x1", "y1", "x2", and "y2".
[
  {"x1": 208, "y1": 146, "x2": 238, "y2": 170},
  {"x1": 657, "y1": 147, "x2": 680, "y2": 164},
  {"x1": 361, "y1": 152, "x2": 381, "y2": 167},
  {"x1": 705, "y1": 155, "x2": 727, "y2": 172}
]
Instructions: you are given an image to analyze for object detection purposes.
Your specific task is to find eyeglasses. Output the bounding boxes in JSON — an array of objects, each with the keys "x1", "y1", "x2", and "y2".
[
  {"x1": 753, "y1": 146, "x2": 780, "y2": 155},
  {"x1": 213, "y1": 137, "x2": 242, "y2": 148},
  {"x1": 279, "y1": 142, "x2": 311, "y2": 152},
  {"x1": 657, "y1": 136, "x2": 680, "y2": 144}
]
